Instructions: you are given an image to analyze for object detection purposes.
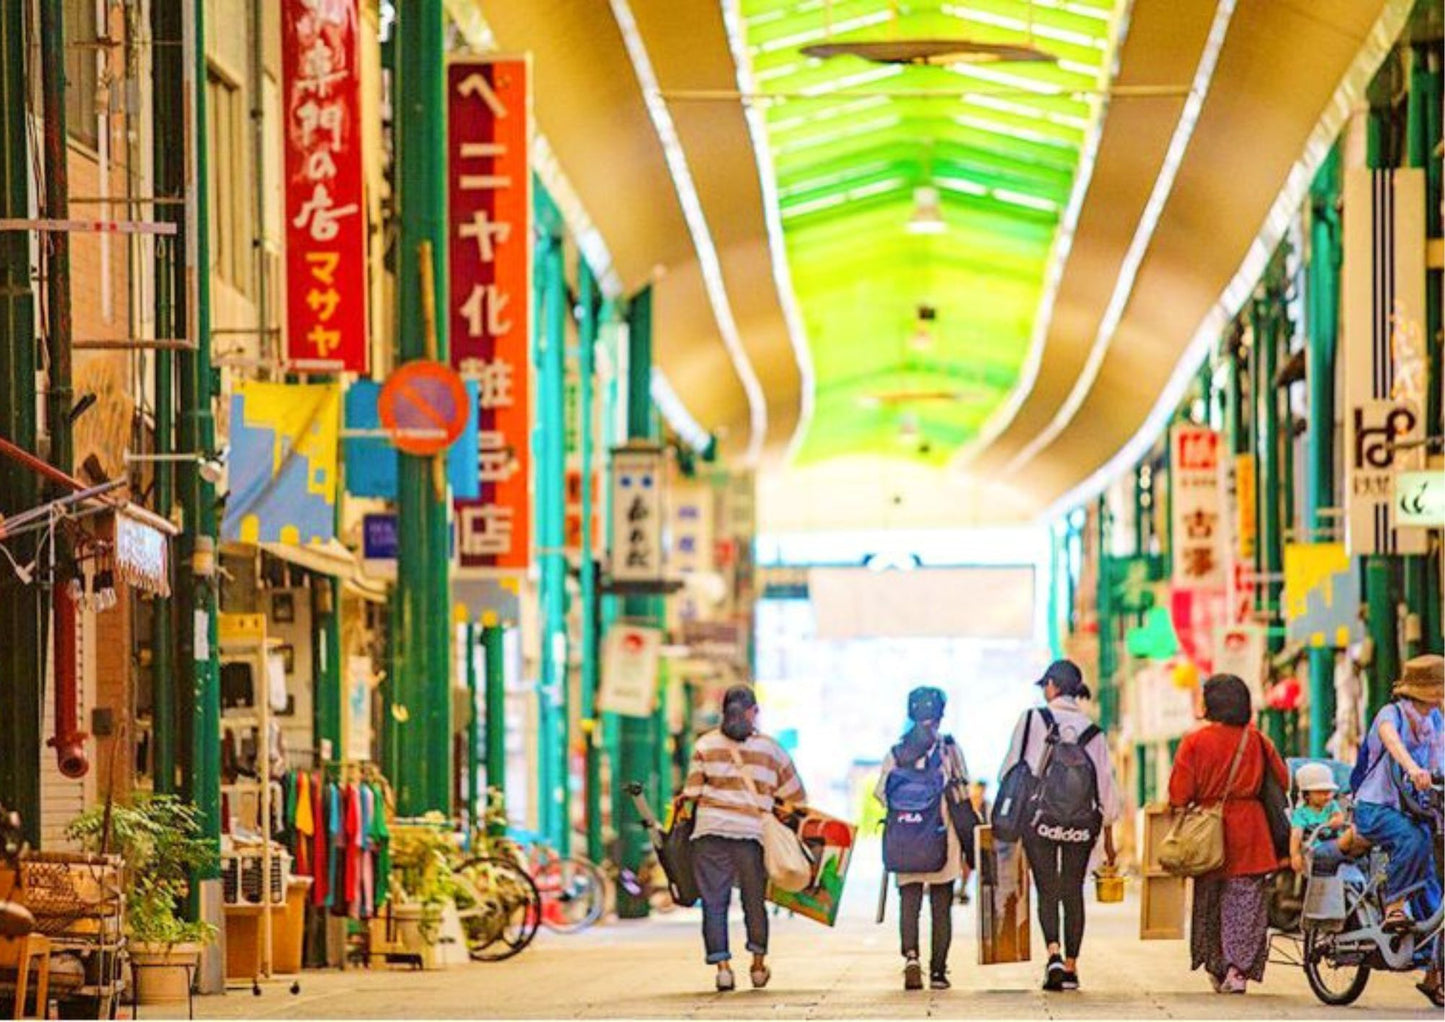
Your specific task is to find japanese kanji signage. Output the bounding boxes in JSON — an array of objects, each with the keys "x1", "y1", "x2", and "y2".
[
  {"x1": 609, "y1": 445, "x2": 666, "y2": 586},
  {"x1": 1169, "y1": 425, "x2": 1226, "y2": 588},
  {"x1": 448, "y1": 56, "x2": 532, "y2": 571},
  {"x1": 281, "y1": 0, "x2": 367, "y2": 373},
  {"x1": 1342, "y1": 168, "x2": 1428, "y2": 556}
]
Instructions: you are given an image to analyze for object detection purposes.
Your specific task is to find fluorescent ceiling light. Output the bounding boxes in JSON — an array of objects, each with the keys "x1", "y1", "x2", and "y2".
[
  {"x1": 992, "y1": 188, "x2": 1059, "y2": 212},
  {"x1": 907, "y1": 186, "x2": 947, "y2": 234},
  {"x1": 941, "y1": 4, "x2": 1106, "y2": 50},
  {"x1": 955, "y1": 113, "x2": 1073, "y2": 148},
  {"x1": 936, "y1": 175, "x2": 989, "y2": 196},
  {"x1": 1005, "y1": 0, "x2": 1239, "y2": 476},
  {"x1": 755, "y1": 10, "x2": 893, "y2": 54},
  {"x1": 610, "y1": 0, "x2": 769, "y2": 464},
  {"x1": 799, "y1": 64, "x2": 905, "y2": 97}
]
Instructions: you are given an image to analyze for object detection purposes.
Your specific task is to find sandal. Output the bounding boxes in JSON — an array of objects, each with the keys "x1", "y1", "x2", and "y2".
[
  {"x1": 750, "y1": 965, "x2": 771, "y2": 989},
  {"x1": 715, "y1": 967, "x2": 735, "y2": 992},
  {"x1": 1417, "y1": 979, "x2": 1444, "y2": 1008},
  {"x1": 1382, "y1": 909, "x2": 1412, "y2": 932}
]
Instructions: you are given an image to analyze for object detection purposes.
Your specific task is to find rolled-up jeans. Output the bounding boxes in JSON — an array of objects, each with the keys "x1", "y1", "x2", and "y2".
[
  {"x1": 692, "y1": 835, "x2": 768, "y2": 964},
  {"x1": 1354, "y1": 801, "x2": 1441, "y2": 918}
]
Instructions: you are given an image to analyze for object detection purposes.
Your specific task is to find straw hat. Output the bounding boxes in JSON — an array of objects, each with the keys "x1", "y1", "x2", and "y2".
[{"x1": 1393, "y1": 654, "x2": 1444, "y2": 706}]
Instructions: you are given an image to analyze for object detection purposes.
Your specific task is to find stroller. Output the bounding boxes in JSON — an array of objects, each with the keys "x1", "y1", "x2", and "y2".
[{"x1": 1268, "y1": 758, "x2": 1356, "y2": 934}]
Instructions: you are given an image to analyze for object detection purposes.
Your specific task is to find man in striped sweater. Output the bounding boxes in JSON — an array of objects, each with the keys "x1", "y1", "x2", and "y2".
[{"x1": 681, "y1": 685, "x2": 807, "y2": 992}]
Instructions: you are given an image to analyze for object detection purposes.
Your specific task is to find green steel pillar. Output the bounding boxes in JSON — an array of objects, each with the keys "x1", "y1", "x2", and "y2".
[
  {"x1": 1252, "y1": 264, "x2": 1286, "y2": 750},
  {"x1": 178, "y1": 0, "x2": 221, "y2": 876},
  {"x1": 482, "y1": 617, "x2": 506, "y2": 835},
  {"x1": 390, "y1": 0, "x2": 451, "y2": 816},
  {"x1": 1096, "y1": 496, "x2": 1118, "y2": 732},
  {"x1": 312, "y1": 579, "x2": 342, "y2": 758},
  {"x1": 1304, "y1": 145, "x2": 1342, "y2": 756},
  {"x1": 0, "y1": 0, "x2": 41, "y2": 845},
  {"x1": 536, "y1": 221, "x2": 568, "y2": 851},
  {"x1": 578, "y1": 263, "x2": 604, "y2": 864},
  {"x1": 466, "y1": 624, "x2": 480, "y2": 831},
  {"x1": 149, "y1": 0, "x2": 184, "y2": 796},
  {"x1": 616, "y1": 287, "x2": 658, "y2": 919}
]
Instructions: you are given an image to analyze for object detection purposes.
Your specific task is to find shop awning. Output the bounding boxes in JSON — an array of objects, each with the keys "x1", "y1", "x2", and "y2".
[{"x1": 249, "y1": 539, "x2": 390, "y2": 604}]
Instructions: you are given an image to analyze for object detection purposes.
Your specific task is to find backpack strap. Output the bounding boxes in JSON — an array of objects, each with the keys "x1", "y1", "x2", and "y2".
[{"x1": 1077, "y1": 724, "x2": 1102, "y2": 748}]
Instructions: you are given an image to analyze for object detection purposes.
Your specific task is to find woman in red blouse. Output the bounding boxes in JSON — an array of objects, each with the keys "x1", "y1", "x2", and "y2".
[{"x1": 1168, "y1": 674, "x2": 1289, "y2": 995}]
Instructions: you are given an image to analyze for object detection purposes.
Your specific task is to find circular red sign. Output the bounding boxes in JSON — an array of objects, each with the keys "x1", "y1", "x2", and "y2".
[{"x1": 378, "y1": 361, "x2": 470, "y2": 456}]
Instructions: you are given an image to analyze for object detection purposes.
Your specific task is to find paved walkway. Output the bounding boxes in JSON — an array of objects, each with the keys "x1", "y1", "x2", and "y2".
[{"x1": 191, "y1": 889, "x2": 1437, "y2": 1020}]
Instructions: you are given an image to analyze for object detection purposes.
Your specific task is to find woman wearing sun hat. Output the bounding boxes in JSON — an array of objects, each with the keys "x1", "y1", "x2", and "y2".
[{"x1": 1349, "y1": 654, "x2": 1443, "y2": 1002}]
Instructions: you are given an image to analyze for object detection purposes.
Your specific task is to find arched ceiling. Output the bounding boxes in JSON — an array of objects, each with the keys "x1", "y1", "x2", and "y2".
[{"x1": 466, "y1": 0, "x2": 1408, "y2": 528}]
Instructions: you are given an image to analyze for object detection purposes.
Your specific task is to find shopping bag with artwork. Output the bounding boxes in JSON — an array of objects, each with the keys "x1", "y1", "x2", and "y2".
[{"x1": 765, "y1": 806, "x2": 857, "y2": 926}]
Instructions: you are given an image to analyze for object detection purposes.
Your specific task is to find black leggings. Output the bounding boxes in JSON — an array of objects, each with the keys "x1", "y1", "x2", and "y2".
[
  {"x1": 899, "y1": 881, "x2": 953, "y2": 974},
  {"x1": 1022, "y1": 833, "x2": 1091, "y2": 960}
]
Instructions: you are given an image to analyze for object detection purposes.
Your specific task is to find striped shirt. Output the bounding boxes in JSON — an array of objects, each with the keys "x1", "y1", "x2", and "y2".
[{"x1": 682, "y1": 730, "x2": 806, "y2": 842}]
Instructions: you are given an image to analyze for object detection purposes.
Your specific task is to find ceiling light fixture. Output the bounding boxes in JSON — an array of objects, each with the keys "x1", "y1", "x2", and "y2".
[
  {"x1": 802, "y1": 0, "x2": 1056, "y2": 66},
  {"x1": 907, "y1": 186, "x2": 946, "y2": 234}
]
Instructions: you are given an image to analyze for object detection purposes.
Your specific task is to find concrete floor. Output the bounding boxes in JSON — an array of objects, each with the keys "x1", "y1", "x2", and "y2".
[{"x1": 189, "y1": 889, "x2": 1438, "y2": 1020}]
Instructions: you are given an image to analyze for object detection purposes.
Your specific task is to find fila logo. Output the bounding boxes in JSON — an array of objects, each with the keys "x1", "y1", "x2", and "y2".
[
  {"x1": 896, "y1": 811, "x2": 925, "y2": 824},
  {"x1": 1034, "y1": 823, "x2": 1094, "y2": 843}
]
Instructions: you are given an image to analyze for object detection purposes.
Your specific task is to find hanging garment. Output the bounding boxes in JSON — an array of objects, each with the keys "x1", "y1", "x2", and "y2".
[
  {"x1": 326, "y1": 782, "x2": 345, "y2": 911},
  {"x1": 294, "y1": 771, "x2": 314, "y2": 875},
  {"x1": 343, "y1": 783, "x2": 363, "y2": 911},
  {"x1": 310, "y1": 774, "x2": 329, "y2": 907},
  {"x1": 359, "y1": 783, "x2": 375, "y2": 919},
  {"x1": 369, "y1": 781, "x2": 391, "y2": 908}
]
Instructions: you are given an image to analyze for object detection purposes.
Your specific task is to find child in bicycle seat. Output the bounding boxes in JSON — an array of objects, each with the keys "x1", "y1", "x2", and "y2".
[{"x1": 1289, "y1": 762, "x2": 1346, "y2": 875}]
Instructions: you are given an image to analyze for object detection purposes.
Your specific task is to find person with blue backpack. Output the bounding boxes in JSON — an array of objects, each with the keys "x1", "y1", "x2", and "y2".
[
  {"x1": 993, "y1": 660, "x2": 1121, "y2": 992},
  {"x1": 875, "y1": 686, "x2": 972, "y2": 991}
]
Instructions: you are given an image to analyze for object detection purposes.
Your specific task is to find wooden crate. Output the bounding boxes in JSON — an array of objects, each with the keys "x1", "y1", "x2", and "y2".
[{"x1": 976, "y1": 825, "x2": 1031, "y2": 965}]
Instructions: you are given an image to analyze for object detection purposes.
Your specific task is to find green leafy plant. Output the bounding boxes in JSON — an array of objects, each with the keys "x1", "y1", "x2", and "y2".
[{"x1": 66, "y1": 795, "x2": 217, "y2": 948}]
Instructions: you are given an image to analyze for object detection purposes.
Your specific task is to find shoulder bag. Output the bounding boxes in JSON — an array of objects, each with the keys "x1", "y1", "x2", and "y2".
[
  {"x1": 726, "y1": 745, "x2": 814, "y2": 892},
  {"x1": 1257, "y1": 734, "x2": 1292, "y2": 860},
  {"x1": 1159, "y1": 727, "x2": 1250, "y2": 877},
  {"x1": 941, "y1": 737, "x2": 979, "y2": 869}
]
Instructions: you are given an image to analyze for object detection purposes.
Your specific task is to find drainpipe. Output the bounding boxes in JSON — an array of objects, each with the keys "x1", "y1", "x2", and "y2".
[{"x1": 39, "y1": 0, "x2": 87, "y2": 781}]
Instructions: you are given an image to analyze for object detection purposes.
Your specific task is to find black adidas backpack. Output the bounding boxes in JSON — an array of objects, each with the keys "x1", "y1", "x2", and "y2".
[{"x1": 1027, "y1": 708, "x2": 1104, "y2": 845}]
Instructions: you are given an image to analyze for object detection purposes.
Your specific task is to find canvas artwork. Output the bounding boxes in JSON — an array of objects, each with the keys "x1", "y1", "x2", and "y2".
[{"x1": 766, "y1": 808, "x2": 857, "y2": 926}]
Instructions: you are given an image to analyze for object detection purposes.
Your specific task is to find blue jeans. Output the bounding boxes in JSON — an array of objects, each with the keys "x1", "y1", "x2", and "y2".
[
  {"x1": 692, "y1": 835, "x2": 767, "y2": 964},
  {"x1": 1354, "y1": 801, "x2": 1441, "y2": 917}
]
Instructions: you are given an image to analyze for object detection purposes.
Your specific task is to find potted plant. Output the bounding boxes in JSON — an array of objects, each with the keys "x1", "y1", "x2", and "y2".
[{"x1": 67, "y1": 795, "x2": 217, "y2": 1005}]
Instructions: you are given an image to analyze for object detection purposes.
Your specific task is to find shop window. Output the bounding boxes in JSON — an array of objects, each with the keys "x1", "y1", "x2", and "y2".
[{"x1": 206, "y1": 65, "x2": 251, "y2": 295}]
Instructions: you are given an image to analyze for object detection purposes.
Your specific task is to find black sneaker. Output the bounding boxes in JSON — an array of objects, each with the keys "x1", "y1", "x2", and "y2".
[
  {"x1": 904, "y1": 957, "x2": 923, "y2": 991},
  {"x1": 1061, "y1": 970, "x2": 1079, "y2": 991},
  {"x1": 1042, "y1": 954, "x2": 1066, "y2": 992},
  {"x1": 930, "y1": 971, "x2": 951, "y2": 991}
]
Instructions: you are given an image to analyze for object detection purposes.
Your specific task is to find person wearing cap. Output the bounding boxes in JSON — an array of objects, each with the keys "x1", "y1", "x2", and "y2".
[
  {"x1": 680, "y1": 684, "x2": 807, "y2": 992},
  {"x1": 1288, "y1": 762, "x2": 1345, "y2": 875},
  {"x1": 874, "y1": 685, "x2": 970, "y2": 991},
  {"x1": 1349, "y1": 654, "x2": 1442, "y2": 992},
  {"x1": 997, "y1": 659, "x2": 1121, "y2": 992},
  {"x1": 1169, "y1": 673, "x2": 1290, "y2": 995}
]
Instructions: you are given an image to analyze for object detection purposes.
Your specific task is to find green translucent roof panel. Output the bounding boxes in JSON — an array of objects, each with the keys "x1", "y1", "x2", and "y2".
[{"x1": 739, "y1": 0, "x2": 1121, "y2": 465}]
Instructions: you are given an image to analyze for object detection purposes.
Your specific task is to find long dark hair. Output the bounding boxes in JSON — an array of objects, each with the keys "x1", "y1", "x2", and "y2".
[
  {"x1": 895, "y1": 686, "x2": 946, "y2": 762},
  {"x1": 1202, "y1": 673, "x2": 1253, "y2": 727},
  {"x1": 720, "y1": 685, "x2": 757, "y2": 742}
]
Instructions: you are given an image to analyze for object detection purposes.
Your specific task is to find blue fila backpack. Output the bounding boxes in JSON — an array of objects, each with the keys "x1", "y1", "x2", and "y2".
[{"x1": 882, "y1": 744, "x2": 949, "y2": 874}]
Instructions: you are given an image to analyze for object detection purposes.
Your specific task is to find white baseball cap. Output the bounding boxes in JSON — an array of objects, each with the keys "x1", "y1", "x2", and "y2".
[{"x1": 1295, "y1": 762, "x2": 1339, "y2": 793}]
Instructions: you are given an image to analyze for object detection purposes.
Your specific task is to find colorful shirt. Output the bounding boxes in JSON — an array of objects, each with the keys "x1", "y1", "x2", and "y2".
[
  {"x1": 682, "y1": 730, "x2": 806, "y2": 842},
  {"x1": 1289, "y1": 800, "x2": 1342, "y2": 838},
  {"x1": 1354, "y1": 701, "x2": 1442, "y2": 811}
]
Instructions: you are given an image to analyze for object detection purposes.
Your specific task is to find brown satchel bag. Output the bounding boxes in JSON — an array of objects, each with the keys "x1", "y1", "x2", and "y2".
[{"x1": 1159, "y1": 727, "x2": 1251, "y2": 877}]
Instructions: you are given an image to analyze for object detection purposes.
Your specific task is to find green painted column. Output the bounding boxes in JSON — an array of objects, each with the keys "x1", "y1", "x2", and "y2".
[
  {"x1": 390, "y1": 0, "x2": 451, "y2": 816},
  {"x1": 1304, "y1": 145, "x2": 1342, "y2": 756},
  {"x1": 0, "y1": 0, "x2": 42, "y2": 845},
  {"x1": 312, "y1": 579, "x2": 342, "y2": 758},
  {"x1": 466, "y1": 624, "x2": 480, "y2": 831},
  {"x1": 578, "y1": 264, "x2": 604, "y2": 864},
  {"x1": 1096, "y1": 496, "x2": 1118, "y2": 732},
  {"x1": 616, "y1": 287, "x2": 659, "y2": 920},
  {"x1": 482, "y1": 618, "x2": 506, "y2": 836},
  {"x1": 536, "y1": 221, "x2": 568, "y2": 851},
  {"x1": 1252, "y1": 268, "x2": 1287, "y2": 750},
  {"x1": 179, "y1": 0, "x2": 222, "y2": 875}
]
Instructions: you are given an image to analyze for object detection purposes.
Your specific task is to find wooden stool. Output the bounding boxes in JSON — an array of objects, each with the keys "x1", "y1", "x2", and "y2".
[{"x1": 0, "y1": 934, "x2": 51, "y2": 1020}]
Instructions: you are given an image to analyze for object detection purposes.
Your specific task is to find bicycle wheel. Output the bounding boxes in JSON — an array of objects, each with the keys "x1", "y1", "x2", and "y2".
[
  {"x1": 455, "y1": 856, "x2": 542, "y2": 962},
  {"x1": 535, "y1": 856, "x2": 607, "y2": 933},
  {"x1": 1303, "y1": 925, "x2": 1371, "y2": 1006}
]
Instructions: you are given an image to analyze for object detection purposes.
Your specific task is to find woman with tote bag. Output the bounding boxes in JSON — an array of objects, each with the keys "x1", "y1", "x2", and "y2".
[{"x1": 680, "y1": 685, "x2": 808, "y2": 992}]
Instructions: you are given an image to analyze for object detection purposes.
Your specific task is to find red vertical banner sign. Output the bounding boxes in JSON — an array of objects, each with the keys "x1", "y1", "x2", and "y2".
[
  {"x1": 280, "y1": 0, "x2": 368, "y2": 373},
  {"x1": 448, "y1": 58, "x2": 532, "y2": 571}
]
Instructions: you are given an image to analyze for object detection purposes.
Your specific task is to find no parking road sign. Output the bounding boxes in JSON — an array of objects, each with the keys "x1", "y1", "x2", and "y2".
[{"x1": 378, "y1": 361, "x2": 470, "y2": 456}]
